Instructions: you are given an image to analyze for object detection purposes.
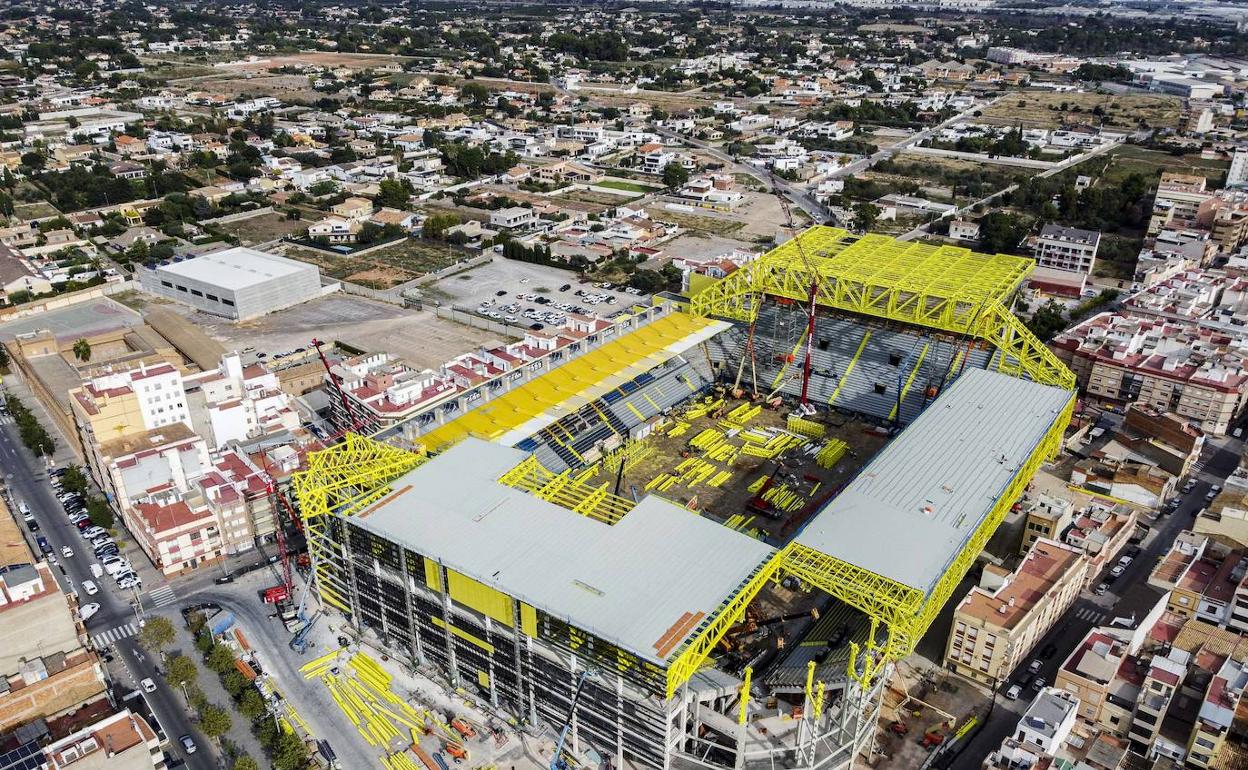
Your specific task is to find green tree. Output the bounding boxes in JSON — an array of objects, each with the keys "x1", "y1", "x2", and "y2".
[
  {"x1": 852, "y1": 202, "x2": 881, "y2": 232},
  {"x1": 186, "y1": 610, "x2": 207, "y2": 636},
  {"x1": 166, "y1": 654, "x2": 199, "y2": 690},
  {"x1": 233, "y1": 757, "x2": 261, "y2": 770},
  {"x1": 222, "y1": 669, "x2": 249, "y2": 697},
  {"x1": 662, "y1": 161, "x2": 689, "y2": 190},
  {"x1": 138, "y1": 616, "x2": 176, "y2": 655},
  {"x1": 1026, "y1": 299, "x2": 1068, "y2": 341},
  {"x1": 85, "y1": 496, "x2": 113, "y2": 528},
  {"x1": 977, "y1": 211, "x2": 1031, "y2": 254},
  {"x1": 238, "y1": 687, "x2": 267, "y2": 720},
  {"x1": 0, "y1": 342, "x2": 8, "y2": 370},
  {"x1": 198, "y1": 703, "x2": 232, "y2": 739},
  {"x1": 272, "y1": 731, "x2": 309, "y2": 770},
  {"x1": 72, "y1": 338, "x2": 92, "y2": 362},
  {"x1": 61, "y1": 465, "x2": 89, "y2": 495},
  {"x1": 206, "y1": 643, "x2": 236, "y2": 674},
  {"x1": 375, "y1": 178, "x2": 411, "y2": 210},
  {"x1": 460, "y1": 82, "x2": 490, "y2": 107}
]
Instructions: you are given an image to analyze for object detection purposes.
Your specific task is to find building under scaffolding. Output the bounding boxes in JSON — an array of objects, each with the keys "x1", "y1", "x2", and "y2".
[{"x1": 293, "y1": 229, "x2": 1077, "y2": 770}]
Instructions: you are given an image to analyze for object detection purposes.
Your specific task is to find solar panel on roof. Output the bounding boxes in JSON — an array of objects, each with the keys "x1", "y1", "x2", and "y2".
[{"x1": 0, "y1": 741, "x2": 42, "y2": 770}]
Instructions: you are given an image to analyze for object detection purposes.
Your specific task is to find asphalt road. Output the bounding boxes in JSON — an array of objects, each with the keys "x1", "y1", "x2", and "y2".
[
  {"x1": 949, "y1": 433, "x2": 1243, "y2": 767},
  {"x1": 0, "y1": 416, "x2": 217, "y2": 770}
]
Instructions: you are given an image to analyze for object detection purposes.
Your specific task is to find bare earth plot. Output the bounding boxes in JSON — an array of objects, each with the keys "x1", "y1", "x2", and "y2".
[
  {"x1": 221, "y1": 212, "x2": 309, "y2": 245},
  {"x1": 980, "y1": 91, "x2": 1182, "y2": 131},
  {"x1": 1099, "y1": 144, "x2": 1230, "y2": 186},
  {"x1": 140, "y1": 293, "x2": 506, "y2": 370},
  {"x1": 279, "y1": 240, "x2": 475, "y2": 290}
]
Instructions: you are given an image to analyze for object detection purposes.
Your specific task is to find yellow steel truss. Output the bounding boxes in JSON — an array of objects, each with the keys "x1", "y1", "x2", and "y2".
[
  {"x1": 292, "y1": 434, "x2": 428, "y2": 611},
  {"x1": 662, "y1": 393, "x2": 1075, "y2": 696},
  {"x1": 497, "y1": 455, "x2": 634, "y2": 524},
  {"x1": 688, "y1": 228, "x2": 1073, "y2": 389}
]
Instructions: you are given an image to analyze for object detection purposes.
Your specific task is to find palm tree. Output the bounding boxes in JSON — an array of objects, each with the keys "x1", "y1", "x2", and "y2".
[{"x1": 72, "y1": 338, "x2": 92, "y2": 362}]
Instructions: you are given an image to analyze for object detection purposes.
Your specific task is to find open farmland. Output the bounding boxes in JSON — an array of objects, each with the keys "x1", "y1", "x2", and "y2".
[{"x1": 980, "y1": 91, "x2": 1182, "y2": 131}]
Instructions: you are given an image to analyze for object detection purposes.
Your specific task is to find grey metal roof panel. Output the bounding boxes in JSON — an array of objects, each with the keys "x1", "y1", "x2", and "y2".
[
  {"x1": 351, "y1": 438, "x2": 776, "y2": 665},
  {"x1": 795, "y1": 368, "x2": 1071, "y2": 596}
]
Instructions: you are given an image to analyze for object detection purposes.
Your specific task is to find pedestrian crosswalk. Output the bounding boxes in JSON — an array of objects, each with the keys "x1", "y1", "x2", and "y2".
[
  {"x1": 147, "y1": 585, "x2": 177, "y2": 608},
  {"x1": 1073, "y1": 606, "x2": 1105, "y2": 624},
  {"x1": 92, "y1": 621, "x2": 139, "y2": 648}
]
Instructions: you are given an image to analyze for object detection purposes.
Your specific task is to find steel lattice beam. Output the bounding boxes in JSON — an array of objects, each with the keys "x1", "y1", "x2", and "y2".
[{"x1": 293, "y1": 434, "x2": 428, "y2": 612}]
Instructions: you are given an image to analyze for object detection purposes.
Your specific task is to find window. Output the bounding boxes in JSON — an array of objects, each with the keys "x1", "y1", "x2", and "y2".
[
  {"x1": 177, "y1": 284, "x2": 188, "y2": 292},
  {"x1": 191, "y1": 289, "x2": 203, "y2": 297},
  {"x1": 207, "y1": 294, "x2": 219, "y2": 302},
  {"x1": 161, "y1": 280, "x2": 173, "y2": 288},
  {"x1": 222, "y1": 298, "x2": 234, "y2": 306}
]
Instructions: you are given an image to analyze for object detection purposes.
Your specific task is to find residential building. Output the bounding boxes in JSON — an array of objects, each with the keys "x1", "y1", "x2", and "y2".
[
  {"x1": 1062, "y1": 503, "x2": 1138, "y2": 587},
  {"x1": 945, "y1": 538, "x2": 1087, "y2": 686},
  {"x1": 489, "y1": 207, "x2": 537, "y2": 230},
  {"x1": 948, "y1": 219, "x2": 980, "y2": 243},
  {"x1": 1148, "y1": 531, "x2": 1239, "y2": 626},
  {"x1": 308, "y1": 216, "x2": 360, "y2": 244},
  {"x1": 1034, "y1": 223, "x2": 1100, "y2": 276},
  {"x1": 1227, "y1": 148, "x2": 1248, "y2": 189},
  {"x1": 0, "y1": 502, "x2": 107, "y2": 732},
  {"x1": 1149, "y1": 173, "x2": 1212, "y2": 235},
  {"x1": 40, "y1": 708, "x2": 165, "y2": 769},
  {"x1": 1052, "y1": 313, "x2": 1248, "y2": 435},
  {"x1": 984, "y1": 688, "x2": 1085, "y2": 769},
  {"x1": 331, "y1": 196, "x2": 373, "y2": 221},
  {"x1": 1020, "y1": 493, "x2": 1074, "y2": 555}
]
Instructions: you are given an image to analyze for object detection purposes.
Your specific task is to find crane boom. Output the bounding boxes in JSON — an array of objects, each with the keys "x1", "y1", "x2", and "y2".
[{"x1": 550, "y1": 670, "x2": 594, "y2": 770}]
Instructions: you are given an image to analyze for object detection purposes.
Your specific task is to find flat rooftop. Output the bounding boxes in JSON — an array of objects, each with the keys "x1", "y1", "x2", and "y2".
[
  {"x1": 350, "y1": 438, "x2": 775, "y2": 665},
  {"x1": 153, "y1": 246, "x2": 315, "y2": 291},
  {"x1": 795, "y1": 367, "x2": 1072, "y2": 596}
]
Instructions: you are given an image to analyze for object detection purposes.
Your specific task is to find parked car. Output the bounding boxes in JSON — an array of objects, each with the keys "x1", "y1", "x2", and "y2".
[
  {"x1": 61, "y1": 545, "x2": 73, "y2": 558},
  {"x1": 179, "y1": 736, "x2": 197, "y2": 755},
  {"x1": 79, "y1": 602, "x2": 100, "y2": 620},
  {"x1": 141, "y1": 678, "x2": 157, "y2": 693},
  {"x1": 1027, "y1": 659, "x2": 1042, "y2": 674},
  {"x1": 1110, "y1": 564, "x2": 1125, "y2": 578},
  {"x1": 1031, "y1": 677, "x2": 1046, "y2": 691},
  {"x1": 1095, "y1": 583, "x2": 1108, "y2": 595},
  {"x1": 1005, "y1": 684, "x2": 1022, "y2": 700},
  {"x1": 81, "y1": 580, "x2": 98, "y2": 596}
]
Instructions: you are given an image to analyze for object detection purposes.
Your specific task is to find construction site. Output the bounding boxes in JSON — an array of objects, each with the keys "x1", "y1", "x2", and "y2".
[{"x1": 291, "y1": 228, "x2": 1078, "y2": 770}]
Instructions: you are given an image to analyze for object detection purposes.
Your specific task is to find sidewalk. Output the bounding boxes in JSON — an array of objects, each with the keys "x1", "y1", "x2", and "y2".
[
  {"x1": 0, "y1": 367, "x2": 79, "y2": 467},
  {"x1": 164, "y1": 606, "x2": 268, "y2": 765}
]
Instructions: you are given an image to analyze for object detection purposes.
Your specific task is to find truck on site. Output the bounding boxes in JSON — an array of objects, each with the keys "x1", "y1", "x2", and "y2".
[{"x1": 445, "y1": 741, "x2": 468, "y2": 761}]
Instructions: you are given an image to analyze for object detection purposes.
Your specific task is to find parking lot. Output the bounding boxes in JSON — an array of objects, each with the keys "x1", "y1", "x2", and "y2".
[
  {"x1": 427, "y1": 256, "x2": 650, "y2": 329},
  {"x1": 142, "y1": 293, "x2": 507, "y2": 370}
]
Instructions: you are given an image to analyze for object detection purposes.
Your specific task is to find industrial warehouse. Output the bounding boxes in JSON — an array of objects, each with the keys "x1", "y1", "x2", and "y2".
[{"x1": 293, "y1": 228, "x2": 1077, "y2": 770}]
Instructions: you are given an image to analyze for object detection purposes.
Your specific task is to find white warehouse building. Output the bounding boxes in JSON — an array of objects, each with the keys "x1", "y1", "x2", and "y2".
[{"x1": 139, "y1": 247, "x2": 324, "y2": 321}]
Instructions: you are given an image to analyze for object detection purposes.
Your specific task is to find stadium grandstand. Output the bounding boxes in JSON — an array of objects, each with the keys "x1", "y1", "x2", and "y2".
[{"x1": 293, "y1": 228, "x2": 1076, "y2": 770}]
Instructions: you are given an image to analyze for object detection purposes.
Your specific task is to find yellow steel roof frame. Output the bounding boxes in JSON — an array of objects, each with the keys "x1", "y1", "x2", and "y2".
[
  {"x1": 662, "y1": 227, "x2": 1078, "y2": 698},
  {"x1": 687, "y1": 227, "x2": 1072, "y2": 390}
]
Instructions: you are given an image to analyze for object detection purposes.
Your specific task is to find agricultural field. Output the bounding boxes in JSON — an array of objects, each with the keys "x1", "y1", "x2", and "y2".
[
  {"x1": 217, "y1": 211, "x2": 309, "y2": 245},
  {"x1": 1099, "y1": 144, "x2": 1230, "y2": 187},
  {"x1": 595, "y1": 179, "x2": 659, "y2": 194},
  {"x1": 980, "y1": 91, "x2": 1182, "y2": 131},
  {"x1": 279, "y1": 238, "x2": 473, "y2": 290}
]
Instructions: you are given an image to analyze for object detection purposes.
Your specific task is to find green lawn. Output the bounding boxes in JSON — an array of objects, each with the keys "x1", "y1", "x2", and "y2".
[{"x1": 597, "y1": 179, "x2": 658, "y2": 194}]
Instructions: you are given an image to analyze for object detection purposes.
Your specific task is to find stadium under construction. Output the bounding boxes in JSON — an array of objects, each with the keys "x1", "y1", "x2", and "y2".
[{"x1": 293, "y1": 228, "x2": 1077, "y2": 770}]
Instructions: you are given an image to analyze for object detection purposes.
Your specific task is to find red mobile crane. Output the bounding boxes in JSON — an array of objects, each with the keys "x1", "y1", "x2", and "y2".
[{"x1": 260, "y1": 338, "x2": 363, "y2": 606}]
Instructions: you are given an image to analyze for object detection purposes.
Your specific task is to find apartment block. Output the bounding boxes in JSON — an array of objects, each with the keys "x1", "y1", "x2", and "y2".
[
  {"x1": 1052, "y1": 312, "x2": 1248, "y2": 435},
  {"x1": 1062, "y1": 504, "x2": 1138, "y2": 588},
  {"x1": 1034, "y1": 223, "x2": 1100, "y2": 275},
  {"x1": 0, "y1": 500, "x2": 107, "y2": 733},
  {"x1": 1149, "y1": 531, "x2": 1247, "y2": 628},
  {"x1": 1149, "y1": 173, "x2": 1212, "y2": 235},
  {"x1": 1020, "y1": 493, "x2": 1074, "y2": 555},
  {"x1": 945, "y1": 538, "x2": 1087, "y2": 686}
]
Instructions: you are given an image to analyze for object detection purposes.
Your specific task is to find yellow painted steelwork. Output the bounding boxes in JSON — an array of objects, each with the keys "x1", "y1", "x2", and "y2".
[
  {"x1": 415, "y1": 310, "x2": 719, "y2": 451},
  {"x1": 688, "y1": 228, "x2": 1072, "y2": 389}
]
